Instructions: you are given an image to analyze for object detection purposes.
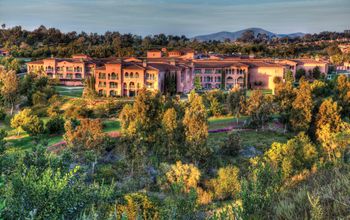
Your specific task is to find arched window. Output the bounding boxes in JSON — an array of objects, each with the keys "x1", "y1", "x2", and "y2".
[
  {"x1": 135, "y1": 72, "x2": 139, "y2": 78},
  {"x1": 111, "y1": 72, "x2": 117, "y2": 80},
  {"x1": 227, "y1": 76, "x2": 233, "y2": 80},
  {"x1": 125, "y1": 72, "x2": 129, "y2": 78},
  {"x1": 129, "y1": 82, "x2": 135, "y2": 89},
  {"x1": 110, "y1": 90, "x2": 116, "y2": 97},
  {"x1": 123, "y1": 83, "x2": 127, "y2": 89},
  {"x1": 130, "y1": 72, "x2": 134, "y2": 78}
]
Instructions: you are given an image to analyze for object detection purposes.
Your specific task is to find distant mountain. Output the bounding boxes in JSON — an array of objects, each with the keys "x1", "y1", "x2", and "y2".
[{"x1": 193, "y1": 28, "x2": 306, "y2": 42}]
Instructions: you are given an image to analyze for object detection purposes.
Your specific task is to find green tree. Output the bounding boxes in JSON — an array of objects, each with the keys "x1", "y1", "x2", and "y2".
[
  {"x1": 315, "y1": 98, "x2": 342, "y2": 140},
  {"x1": 240, "y1": 161, "x2": 282, "y2": 219},
  {"x1": 209, "y1": 97, "x2": 223, "y2": 117},
  {"x1": 10, "y1": 109, "x2": 44, "y2": 136},
  {"x1": 208, "y1": 166, "x2": 240, "y2": 200},
  {"x1": 284, "y1": 70, "x2": 294, "y2": 83},
  {"x1": 265, "y1": 132, "x2": 318, "y2": 178},
  {"x1": 161, "y1": 108, "x2": 183, "y2": 160},
  {"x1": 295, "y1": 69, "x2": 306, "y2": 81},
  {"x1": 274, "y1": 81, "x2": 296, "y2": 131},
  {"x1": 194, "y1": 76, "x2": 202, "y2": 91},
  {"x1": 312, "y1": 66, "x2": 321, "y2": 79},
  {"x1": 46, "y1": 116, "x2": 65, "y2": 135},
  {"x1": 290, "y1": 80, "x2": 313, "y2": 132},
  {"x1": 82, "y1": 75, "x2": 97, "y2": 100},
  {"x1": 242, "y1": 90, "x2": 274, "y2": 129},
  {"x1": 227, "y1": 88, "x2": 245, "y2": 124},
  {"x1": 119, "y1": 88, "x2": 163, "y2": 174},
  {"x1": 220, "y1": 131, "x2": 241, "y2": 156},
  {"x1": 64, "y1": 118, "x2": 106, "y2": 153},
  {"x1": 335, "y1": 75, "x2": 350, "y2": 116},
  {"x1": 0, "y1": 69, "x2": 19, "y2": 115},
  {"x1": 183, "y1": 93, "x2": 209, "y2": 163}
]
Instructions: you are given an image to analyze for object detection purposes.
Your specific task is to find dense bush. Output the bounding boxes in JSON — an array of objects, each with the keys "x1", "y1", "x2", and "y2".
[
  {"x1": 208, "y1": 166, "x2": 241, "y2": 200},
  {"x1": 220, "y1": 131, "x2": 242, "y2": 156},
  {"x1": 45, "y1": 116, "x2": 65, "y2": 135}
]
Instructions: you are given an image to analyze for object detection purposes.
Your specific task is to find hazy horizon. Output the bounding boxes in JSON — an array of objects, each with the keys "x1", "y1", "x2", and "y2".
[{"x1": 0, "y1": 0, "x2": 349, "y2": 37}]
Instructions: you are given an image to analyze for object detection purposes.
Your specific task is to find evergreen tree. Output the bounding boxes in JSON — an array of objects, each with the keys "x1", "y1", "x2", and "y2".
[
  {"x1": 227, "y1": 88, "x2": 244, "y2": 124},
  {"x1": 290, "y1": 80, "x2": 313, "y2": 132},
  {"x1": 335, "y1": 75, "x2": 350, "y2": 116},
  {"x1": 0, "y1": 69, "x2": 19, "y2": 115},
  {"x1": 183, "y1": 93, "x2": 209, "y2": 163},
  {"x1": 274, "y1": 81, "x2": 296, "y2": 131},
  {"x1": 82, "y1": 75, "x2": 97, "y2": 99},
  {"x1": 194, "y1": 76, "x2": 202, "y2": 91}
]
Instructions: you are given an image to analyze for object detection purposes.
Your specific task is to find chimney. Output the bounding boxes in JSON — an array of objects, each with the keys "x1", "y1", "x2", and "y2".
[{"x1": 143, "y1": 59, "x2": 147, "y2": 67}]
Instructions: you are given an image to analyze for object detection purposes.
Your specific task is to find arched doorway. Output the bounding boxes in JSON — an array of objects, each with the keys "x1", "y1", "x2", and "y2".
[{"x1": 129, "y1": 82, "x2": 135, "y2": 97}]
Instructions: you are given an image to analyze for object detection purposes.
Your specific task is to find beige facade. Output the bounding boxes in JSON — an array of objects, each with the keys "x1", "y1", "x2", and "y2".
[{"x1": 27, "y1": 51, "x2": 328, "y2": 96}]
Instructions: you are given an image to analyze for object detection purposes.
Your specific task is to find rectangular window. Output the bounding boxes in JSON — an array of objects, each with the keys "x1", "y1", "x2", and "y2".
[
  {"x1": 205, "y1": 69, "x2": 212, "y2": 74},
  {"x1": 194, "y1": 69, "x2": 202, "y2": 74}
]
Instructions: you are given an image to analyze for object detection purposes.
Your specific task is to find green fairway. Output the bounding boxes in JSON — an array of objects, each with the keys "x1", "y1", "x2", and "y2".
[
  {"x1": 208, "y1": 116, "x2": 248, "y2": 130},
  {"x1": 5, "y1": 118, "x2": 121, "y2": 153},
  {"x1": 54, "y1": 86, "x2": 83, "y2": 97},
  {"x1": 208, "y1": 129, "x2": 292, "y2": 152},
  {"x1": 102, "y1": 119, "x2": 121, "y2": 132},
  {"x1": 246, "y1": 89, "x2": 272, "y2": 97}
]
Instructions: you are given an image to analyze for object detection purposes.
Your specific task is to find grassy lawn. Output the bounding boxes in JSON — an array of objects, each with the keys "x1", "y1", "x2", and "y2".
[
  {"x1": 5, "y1": 118, "x2": 122, "y2": 153},
  {"x1": 54, "y1": 86, "x2": 83, "y2": 98},
  {"x1": 246, "y1": 89, "x2": 272, "y2": 96},
  {"x1": 208, "y1": 116, "x2": 248, "y2": 130},
  {"x1": 102, "y1": 119, "x2": 121, "y2": 132},
  {"x1": 7, "y1": 135, "x2": 64, "y2": 153},
  {"x1": 208, "y1": 129, "x2": 292, "y2": 152}
]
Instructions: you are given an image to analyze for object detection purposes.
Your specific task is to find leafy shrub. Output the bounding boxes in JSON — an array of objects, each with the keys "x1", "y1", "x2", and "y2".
[
  {"x1": 240, "y1": 161, "x2": 282, "y2": 218},
  {"x1": 31, "y1": 104, "x2": 48, "y2": 117},
  {"x1": 45, "y1": 116, "x2": 65, "y2": 135},
  {"x1": 32, "y1": 91, "x2": 48, "y2": 106},
  {"x1": 208, "y1": 166, "x2": 240, "y2": 200},
  {"x1": 0, "y1": 108, "x2": 6, "y2": 121},
  {"x1": 165, "y1": 161, "x2": 200, "y2": 193},
  {"x1": 116, "y1": 193, "x2": 159, "y2": 219},
  {"x1": 196, "y1": 187, "x2": 212, "y2": 205},
  {"x1": 220, "y1": 131, "x2": 241, "y2": 156}
]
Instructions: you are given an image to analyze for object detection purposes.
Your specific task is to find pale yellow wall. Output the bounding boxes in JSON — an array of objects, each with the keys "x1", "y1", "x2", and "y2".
[{"x1": 249, "y1": 67, "x2": 284, "y2": 91}]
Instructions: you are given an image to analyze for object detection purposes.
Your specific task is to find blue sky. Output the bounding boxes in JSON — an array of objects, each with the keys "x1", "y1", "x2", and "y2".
[{"x1": 0, "y1": 0, "x2": 349, "y2": 36}]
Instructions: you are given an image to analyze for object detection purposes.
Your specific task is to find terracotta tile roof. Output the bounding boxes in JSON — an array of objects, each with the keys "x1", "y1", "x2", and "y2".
[
  {"x1": 27, "y1": 60, "x2": 44, "y2": 64},
  {"x1": 123, "y1": 63, "x2": 145, "y2": 70},
  {"x1": 106, "y1": 59, "x2": 122, "y2": 64},
  {"x1": 194, "y1": 61, "x2": 248, "y2": 68},
  {"x1": 147, "y1": 63, "x2": 180, "y2": 71},
  {"x1": 241, "y1": 61, "x2": 284, "y2": 68},
  {"x1": 291, "y1": 59, "x2": 328, "y2": 65}
]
